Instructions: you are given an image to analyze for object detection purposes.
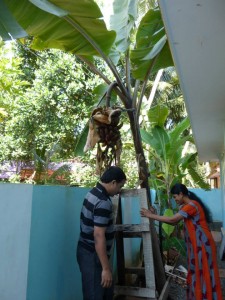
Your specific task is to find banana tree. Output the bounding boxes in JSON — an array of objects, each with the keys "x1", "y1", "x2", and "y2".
[
  {"x1": 0, "y1": 0, "x2": 173, "y2": 199},
  {"x1": 0, "y1": 0, "x2": 174, "y2": 291},
  {"x1": 141, "y1": 104, "x2": 210, "y2": 210},
  {"x1": 141, "y1": 104, "x2": 210, "y2": 262}
]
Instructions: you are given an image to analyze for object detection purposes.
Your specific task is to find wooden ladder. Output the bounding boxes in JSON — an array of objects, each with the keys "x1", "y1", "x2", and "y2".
[{"x1": 111, "y1": 188, "x2": 157, "y2": 300}]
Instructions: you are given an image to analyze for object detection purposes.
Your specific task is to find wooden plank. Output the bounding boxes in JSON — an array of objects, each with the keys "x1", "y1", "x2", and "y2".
[
  {"x1": 123, "y1": 189, "x2": 166, "y2": 293},
  {"x1": 219, "y1": 268, "x2": 225, "y2": 278},
  {"x1": 211, "y1": 230, "x2": 222, "y2": 243},
  {"x1": 109, "y1": 195, "x2": 119, "y2": 265},
  {"x1": 158, "y1": 277, "x2": 171, "y2": 300},
  {"x1": 219, "y1": 227, "x2": 225, "y2": 260},
  {"x1": 125, "y1": 267, "x2": 145, "y2": 276},
  {"x1": 115, "y1": 196, "x2": 126, "y2": 285},
  {"x1": 140, "y1": 189, "x2": 156, "y2": 291},
  {"x1": 121, "y1": 188, "x2": 145, "y2": 197},
  {"x1": 111, "y1": 195, "x2": 120, "y2": 224},
  {"x1": 142, "y1": 231, "x2": 155, "y2": 289},
  {"x1": 113, "y1": 188, "x2": 157, "y2": 299},
  {"x1": 122, "y1": 232, "x2": 142, "y2": 238},
  {"x1": 114, "y1": 285, "x2": 156, "y2": 299},
  {"x1": 114, "y1": 223, "x2": 150, "y2": 232}
]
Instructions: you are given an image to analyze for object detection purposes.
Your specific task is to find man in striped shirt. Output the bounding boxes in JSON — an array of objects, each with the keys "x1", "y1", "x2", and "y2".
[{"x1": 77, "y1": 166, "x2": 126, "y2": 300}]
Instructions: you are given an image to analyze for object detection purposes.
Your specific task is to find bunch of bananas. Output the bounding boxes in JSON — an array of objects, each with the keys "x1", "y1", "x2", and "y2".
[
  {"x1": 97, "y1": 122, "x2": 122, "y2": 147},
  {"x1": 84, "y1": 106, "x2": 123, "y2": 174}
]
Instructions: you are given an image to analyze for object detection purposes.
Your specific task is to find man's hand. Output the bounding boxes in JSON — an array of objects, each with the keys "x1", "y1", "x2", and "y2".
[
  {"x1": 101, "y1": 268, "x2": 113, "y2": 288},
  {"x1": 94, "y1": 226, "x2": 113, "y2": 288}
]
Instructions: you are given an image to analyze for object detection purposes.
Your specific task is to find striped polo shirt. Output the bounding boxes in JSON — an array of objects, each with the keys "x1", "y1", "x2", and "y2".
[{"x1": 78, "y1": 182, "x2": 114, "y2": 255}]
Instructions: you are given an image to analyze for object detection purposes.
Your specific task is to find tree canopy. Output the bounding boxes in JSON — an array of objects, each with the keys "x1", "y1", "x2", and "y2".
[{"x1": 0, "y1": 43, "x2": 105, "y2": 164}]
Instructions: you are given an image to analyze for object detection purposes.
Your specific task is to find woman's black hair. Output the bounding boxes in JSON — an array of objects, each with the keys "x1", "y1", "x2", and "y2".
[
  {"x1": 100, "y1": 166, "x2": 126, "y2": 183},
  {"x1": 171, "y1": 183, "x2": 212, "y2": 223}
]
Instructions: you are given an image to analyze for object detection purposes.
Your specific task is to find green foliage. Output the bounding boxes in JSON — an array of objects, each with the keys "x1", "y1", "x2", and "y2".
[
  {"x1": 15, "y1": 38, "x2": 40, "y2": 83},
  {"x1": 141, "y1": 103, "x2": 210, "y2": 258},
  {"x1": 0, "y1": 1, "x2": 175, "y2": 191},
  {"x1": 0, "y1": 4, "x2": 27, "y2": 40},
  {"x1": 2, "y1": 0, "x2": 173, "y2": 85},
  {"x1": 8, "y1": 174, "x2": 21, "y2": 183},
  {"x1": 162, "y1": 209, "x2": 175, "y2": 237},
  {"x1": 149, "y1": 67, "x2": 187, "y2": 128},
  {"x1": 3, "y1": 0, "x2": 116, "y2": 57},
  {"x1": 147, "y1": 104, "x2": 169, "y2": 127},
  {"x1": 130, "y1": 9, "x2": 173, "y2": 79},
  {"x1": 0, "y1": 46, "x2": 105, "y2": 171},
  {"x1": 100, "y1": 0, "x2": 138, "y2": 55},
  {"x1": 0, "y1": 42, "x2": 29, "y2": 113},
  {"x1": 162, "y1": 236, "x2": 186, "y2": 257},
  {"x1": 141, "y1": 104, "x2": 210, "y2": 210},
  {"x1": 69, "y1": 163, "x2": 98, "y2": 187},
  {"x1": 0, "y1": 2, "x2": 210, "y2": 198}
]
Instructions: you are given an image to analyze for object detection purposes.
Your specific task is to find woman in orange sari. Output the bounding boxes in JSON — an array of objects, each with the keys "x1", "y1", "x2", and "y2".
[{"x1": 140, "y1": 183, "x2": 222, "y2": 300}]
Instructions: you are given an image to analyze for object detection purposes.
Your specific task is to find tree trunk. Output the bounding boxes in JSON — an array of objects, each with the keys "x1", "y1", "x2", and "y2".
[{"x1": 127, "y1": 109, "x2": 166, "y2": 294}]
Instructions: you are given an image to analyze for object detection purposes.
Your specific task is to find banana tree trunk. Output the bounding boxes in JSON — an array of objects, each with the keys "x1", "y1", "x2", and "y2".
[
  {"x1": 127, "y1": 110, "x2": 151, "y2": 195},
  {"x1": 126, "y1": 109, "x2": 166, "y2": 294}
]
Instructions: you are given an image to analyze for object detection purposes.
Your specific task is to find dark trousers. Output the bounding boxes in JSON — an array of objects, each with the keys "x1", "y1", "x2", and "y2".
[{"x1": 76, "y1": 243, "x2": 114, "y2": 300}]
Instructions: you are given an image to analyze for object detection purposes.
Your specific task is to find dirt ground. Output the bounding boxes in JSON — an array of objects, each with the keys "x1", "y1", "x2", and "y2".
[{"x1": 115, "y1": 228, "x2": 225, "y2": 300}]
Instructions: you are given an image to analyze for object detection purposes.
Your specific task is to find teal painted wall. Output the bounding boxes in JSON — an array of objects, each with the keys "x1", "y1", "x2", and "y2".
[
  {"x1": 0, "y1": 184, "x2": 223, "y2": 300},
  {"x1": 0, "y1": 184, "x2": 33, "y2": 300},
  {"x1": 190, "y1": 188, "x2": 223, "y2": 222},
  {"x1": 220, "y1": 154, "x2": 225, "y2": 226},
  {"x1": 27, "y1": 185, "x2": 89, "y2": 300},
  {"x1": 0, "y1": 183, "x2": 89, "y2": 300},
  {"x1": 121, "y1": 189, "x2": 156, "y2": 266}
]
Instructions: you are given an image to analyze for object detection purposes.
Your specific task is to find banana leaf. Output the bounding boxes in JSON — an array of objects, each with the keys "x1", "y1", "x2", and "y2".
[
  {"x1": 162, "y1": 208, "x2": 175, "y2": 237},
  {"x1": 103, "y1": 0, "x2": 138, "y2": 53},
  {"x1": 169, "y1": 117, "x2": 190, "y2": 144},
  {"x1": 2, "y1": 0, "x2": 173, "y2": 79},
  {"x1": 147, "y1": 104, "x2": 169, "y2": 127},
  {"x1": 187, "y1": 162, "x2": 211, "y2": 190},
  {"x1": 140, "y1": 126, "x2": 169, "y2": 158},
  {"x1": 130, "y1": 9, "x2": 173, "y2": 80},
  {"x1": 74, "y1": 125, "x2": 89, "y2": 157},
  {"x1": 3, "y1": 0, "x2": 116, "y2": 57},
  {"x1": 167, "y1": 135, "x2": 194, "y2": 160},
  {"x1": 180, "y1": 152, "x2": 198, "y2": 170},
  {"x1": 151, "y1": 126, "x2": 170, "y2": 156},
  {"x1": 0, "y1": 0, "x2": 27, "y2": 40}
]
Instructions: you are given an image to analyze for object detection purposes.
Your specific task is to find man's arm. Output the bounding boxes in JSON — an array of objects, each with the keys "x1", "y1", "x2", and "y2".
[{"x1": 94, "y1": 226, "x2": 112, "y2": 288}]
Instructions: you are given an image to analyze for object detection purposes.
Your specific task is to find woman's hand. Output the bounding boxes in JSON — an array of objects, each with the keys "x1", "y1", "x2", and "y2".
[
  {"x1": 141, "y1": 207, "x2": 183, "y2": 224},
  {"x1": 140, "y1": 206, "x2": 156, "y2": 218}
]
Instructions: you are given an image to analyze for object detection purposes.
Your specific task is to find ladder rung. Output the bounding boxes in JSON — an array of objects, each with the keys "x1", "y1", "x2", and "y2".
[
  {"x1": 122, "y1": 232, "x2": 142, "y2": 238},
  {"x1": 114, "y1": 285, "x2": 156, "y2": 298},
  {"x1": 114, "y1": 223, "x2": 150, "y2": 232},
  {"x1": 114, "y1": 188, "x2": 156, "y2": 299},
  {"x1": 125, "y1": 267, "x2": 145, "y2": 275}
]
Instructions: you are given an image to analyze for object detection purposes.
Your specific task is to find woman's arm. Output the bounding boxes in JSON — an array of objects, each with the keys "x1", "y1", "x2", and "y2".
[{"x1": 140, "y1": 208, "x2": 183, "y2": 225}]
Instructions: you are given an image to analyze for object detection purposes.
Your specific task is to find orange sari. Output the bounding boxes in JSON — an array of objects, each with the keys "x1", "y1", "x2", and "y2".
[{"x1": 179, "y1": 200, "x2": 222, "y2": 300}]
